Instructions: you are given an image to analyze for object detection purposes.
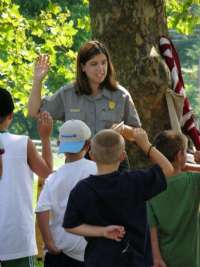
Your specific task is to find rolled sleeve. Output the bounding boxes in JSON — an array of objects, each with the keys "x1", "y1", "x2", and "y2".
[
  {"x1": 142, "y1": 165, "x2": 167, "y2": 200},
  {"x1": 124, "y1": 92, "x2": 141, "y2": 127},
  {"x1": 63, "y1": 192, "x2": 83, "y2": 228},
  {"x1": 124, "y1": 165, "x2": 167, "y2": 203},
  {"x1": 41, "y1": 86, "x2": 65, "y2": 121},
  {"x1": 35, "y1": 181, "x2": 52, "y2": 213}
]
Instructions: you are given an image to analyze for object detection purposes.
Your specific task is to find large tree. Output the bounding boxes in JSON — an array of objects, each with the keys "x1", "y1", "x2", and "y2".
[{"x1": 89, "y1": 0, "x2": 171, "y2": 168}]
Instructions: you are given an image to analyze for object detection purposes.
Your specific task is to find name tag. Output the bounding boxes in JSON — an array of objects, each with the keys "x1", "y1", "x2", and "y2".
[{"x1": 70, "y1": 108, "x2": 81, "y2": 113}]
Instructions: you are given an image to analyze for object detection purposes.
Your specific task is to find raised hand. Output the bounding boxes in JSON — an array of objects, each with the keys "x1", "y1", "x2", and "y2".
[
  {"x1": 33, "y1": 54, "x2": 50, "y2": 82},
  {"x1": 37, "y1": 111, "x2": 53, "y2": 140},
  {"x1": 132, "y1": 128, "x2": 150, "y2": 151}
]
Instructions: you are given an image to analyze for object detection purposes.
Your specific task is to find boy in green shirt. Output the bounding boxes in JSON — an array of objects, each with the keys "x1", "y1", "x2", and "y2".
[{"x1": 148, "y1": 130, "x2": 200, "y2": 267}]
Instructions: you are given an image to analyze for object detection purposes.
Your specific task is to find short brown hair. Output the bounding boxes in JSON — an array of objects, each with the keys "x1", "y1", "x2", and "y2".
[
  {"x1": 91, "y1": 129, "x2": 125, "y2": 164},
  {"x1": 0, "y1": 88, "x2": 14, "y2": 123},
  {"x1": 75, "y1": 40, "x2": 117, "y2": 95},
  {"x1": 153, "y1": 130, "x2": 187, "y2": 162}
]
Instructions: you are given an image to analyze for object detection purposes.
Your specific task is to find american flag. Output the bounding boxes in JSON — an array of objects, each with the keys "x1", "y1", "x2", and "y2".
[{"x1": 159, "y1": 36, "x2": 200, "y2": 150}]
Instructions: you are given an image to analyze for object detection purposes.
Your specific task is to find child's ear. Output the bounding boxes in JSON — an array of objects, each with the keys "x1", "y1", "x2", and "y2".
[
  {"x1": 82, "y1": 141, "x2": 90, "y2": 155},
  {"x1": 8, "y1": 112, "x2": 13, "y2": 120},
  {"x1": 175, "y1": 150, "x2": 183, "y2": 162},
  {"x1": 119, "y1": 150, "x2": 126, "y2": 162},
  {"x1": 84, "y1": 140, "x2": 90, "y2": 152},
  {"x1": 89, "y1": 150, "x2": 95, "y2": 161}
]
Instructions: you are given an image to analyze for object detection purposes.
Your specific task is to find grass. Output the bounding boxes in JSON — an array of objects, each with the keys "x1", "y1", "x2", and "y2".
[{"x1": 36, "y1": 259, "x2": 43, "y2": 267}]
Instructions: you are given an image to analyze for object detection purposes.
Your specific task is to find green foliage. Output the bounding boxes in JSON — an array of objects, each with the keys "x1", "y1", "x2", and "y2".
[
  {"x1": 0, "y1": 0, "x2": 77, "y2": 112},
  {"x1": 0, "y1": 0, "x2": 90, "y2": 137},
  {"x1": 166, "y1": 0, "x2": 200, "y2": 34},
  {"x1": 13, "y1": 0, "x2": 91, "y2": 48},
  {"x1": 169, "y1": 28, "x2": 200, "y2": 127},
  {"x1": 183, "y1": 67, "x2": 200, "y2": 116},
  {"x1": 182, "y1": 44, "x2": 200, "y2": 116}
]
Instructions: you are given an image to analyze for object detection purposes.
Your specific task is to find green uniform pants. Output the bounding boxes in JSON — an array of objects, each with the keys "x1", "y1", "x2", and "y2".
[{"x1": 1, "y1": 256, "x2": 35, "y2": 267}]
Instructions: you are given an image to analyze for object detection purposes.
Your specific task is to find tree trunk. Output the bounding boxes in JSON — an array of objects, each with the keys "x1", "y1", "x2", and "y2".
[{"x1": 89, "y1": 0, "x2": 171, "y2": 168}]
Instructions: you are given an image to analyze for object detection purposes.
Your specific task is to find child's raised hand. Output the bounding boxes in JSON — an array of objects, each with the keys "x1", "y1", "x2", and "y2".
[
  {"x1": 132, "y1": 128, "x2": 150, "y2": 149},
  {"x1": 112, "y1": 122, "x2": 137, "y2": 142},
  {"x1": 102, "y1": 225, "x2": 125, "y2": 242},
  {"x1": 37, "y1": 111, "x2": 53, "y2": 140},
  {"x1": 33, "y1": 54, "x2": 50, "y2": 82}
]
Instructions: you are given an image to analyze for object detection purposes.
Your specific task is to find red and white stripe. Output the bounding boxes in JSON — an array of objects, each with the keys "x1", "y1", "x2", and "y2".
[{"x1": 159, "y1": 36, "x2": 200, "y2": 149}]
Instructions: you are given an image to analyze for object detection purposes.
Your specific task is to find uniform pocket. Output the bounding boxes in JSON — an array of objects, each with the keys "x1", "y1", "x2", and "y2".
[
  {"x1": 100, "y1": 107, "x2": 124, "y2": 125},
  {"x1": 65, "y1": 109, "x2": 85, "y2": 121}
]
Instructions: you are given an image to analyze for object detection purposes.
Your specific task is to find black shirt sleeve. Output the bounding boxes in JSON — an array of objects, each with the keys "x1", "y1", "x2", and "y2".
[
  {"x1": 63, "y1": 189, "x2": 83, "y2": 228},
  {"x1": 142, "y1": 164, "x2": 167, "y2": 200},
  {"x1": 122, "y1": 165, "x2": 167, "y2": 203}
]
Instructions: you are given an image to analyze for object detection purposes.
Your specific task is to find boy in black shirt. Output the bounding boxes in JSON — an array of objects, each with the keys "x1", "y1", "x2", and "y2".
[{"x1": 63, "y1": 128, "x2": 174, "y2": 267}]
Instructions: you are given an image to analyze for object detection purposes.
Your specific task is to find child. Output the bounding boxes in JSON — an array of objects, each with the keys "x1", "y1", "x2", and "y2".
[
  {"x1": 63, "y1": 128, "x2": 174, "y2": 267},
  {"x1": 0, "y1": 88, "x2": 53, "y2": 267},
  {"x1": 147, "y1": 130, "x2": 200, "y2": 267},
  {"x1": 36, "y1": 120, "x2": 98, "y2": 267}
]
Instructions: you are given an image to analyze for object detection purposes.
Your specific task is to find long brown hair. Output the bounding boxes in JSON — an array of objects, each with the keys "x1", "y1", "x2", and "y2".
[{"x1": 75, "y1": 40, "x2": 117, "y2": 95}]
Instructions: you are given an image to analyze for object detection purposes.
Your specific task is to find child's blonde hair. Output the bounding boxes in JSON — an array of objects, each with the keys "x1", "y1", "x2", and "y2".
[{"x1": 90, "y1": 129, "x2": 125, "y2": 164}]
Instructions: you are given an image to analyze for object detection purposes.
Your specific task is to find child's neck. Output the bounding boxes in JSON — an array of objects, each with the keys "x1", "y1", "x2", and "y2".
[
  {"x1": 0, "y1": 125, "x2": 7, "y2": 132},
  {"x1": 97, "y1": 163, "x2": 119, "y2": 175},
  {"x1": 172, "y1": 162, "x2": 182, "y2": 176},
  {"x1": 0, "y1": 120, "x2": 10, "y2": 132},
  {"x1": 65, "y1": 152, "x2": 85, "y2": 163}
]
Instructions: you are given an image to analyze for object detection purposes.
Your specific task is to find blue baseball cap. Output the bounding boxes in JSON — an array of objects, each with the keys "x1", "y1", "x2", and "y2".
[{"x1": 58, "y1": 120, "x2": 91, "y2": 153}]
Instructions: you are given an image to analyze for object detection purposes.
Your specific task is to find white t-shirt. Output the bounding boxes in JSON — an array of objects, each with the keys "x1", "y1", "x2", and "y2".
[
  {"x1": 36, "y1": 158, "x2": 97, "y2": 261},
  {"x1": 0, "y1": 133, "x2": 36, "y2": 261}
]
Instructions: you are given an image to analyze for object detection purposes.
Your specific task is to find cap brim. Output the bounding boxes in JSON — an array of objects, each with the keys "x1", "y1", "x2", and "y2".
[{"x1": 58, "y1": 141, "x2": 85, "y2": 153}]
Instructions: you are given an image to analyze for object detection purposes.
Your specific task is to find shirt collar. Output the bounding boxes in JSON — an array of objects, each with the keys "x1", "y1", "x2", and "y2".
[
  {"x1": 84, "y1": 87, "x2": 113, "y2": 101},
  {"x1": 101, "y1": 87, "x2": 113, "y2": 99}
]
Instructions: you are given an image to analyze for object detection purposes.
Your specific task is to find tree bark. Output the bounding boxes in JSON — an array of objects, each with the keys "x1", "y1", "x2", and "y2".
[{"x1": 89, "y1": 0, "x2": 171, "y2": 168}]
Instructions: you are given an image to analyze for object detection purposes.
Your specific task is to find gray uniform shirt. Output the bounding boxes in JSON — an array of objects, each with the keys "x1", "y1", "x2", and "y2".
[{"x1": 41, "y1": 83, "x2": 141, "y2": 136}]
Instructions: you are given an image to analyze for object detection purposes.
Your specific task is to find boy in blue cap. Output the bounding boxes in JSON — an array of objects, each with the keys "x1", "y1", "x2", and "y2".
[{"x1": 36, "y1": 120, "x2": 97, "y2": 267}]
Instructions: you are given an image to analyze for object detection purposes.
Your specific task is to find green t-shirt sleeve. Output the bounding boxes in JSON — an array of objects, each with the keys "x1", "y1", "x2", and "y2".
[
  {"x1": 188, "y1": 172, "x2": 200, "y2": 187},
  {"x1": 147, "y1": 202, "x2": 159, "y2": 228}
]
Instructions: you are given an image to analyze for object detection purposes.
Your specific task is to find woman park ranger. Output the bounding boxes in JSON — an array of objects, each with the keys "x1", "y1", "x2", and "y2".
[{"x1": 28, "y1": 40, "x2": 141, "y2": 170}]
